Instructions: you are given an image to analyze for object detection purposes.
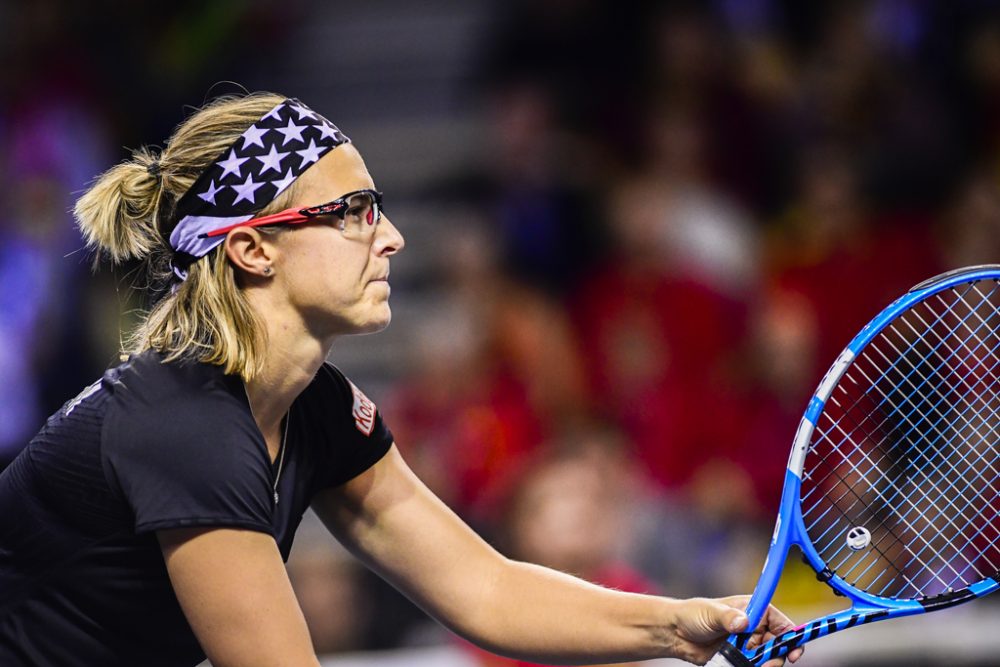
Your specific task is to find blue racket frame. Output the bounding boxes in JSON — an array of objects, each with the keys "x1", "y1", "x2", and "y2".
[{"x1": 719, "y1": 264, "x2": 1000, "y2": 666}]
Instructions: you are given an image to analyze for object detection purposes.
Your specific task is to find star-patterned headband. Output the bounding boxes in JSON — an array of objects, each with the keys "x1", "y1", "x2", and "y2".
[{"x1": 168, "y1": 97, "x2": 349, "y2": 279}]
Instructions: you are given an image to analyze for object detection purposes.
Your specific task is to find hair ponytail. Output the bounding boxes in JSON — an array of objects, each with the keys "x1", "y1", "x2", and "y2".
[
  {"x1": 73, "y1": 92, "x2": 295, "y2": 381},
  {"x1": 74, "y1": 147, "x2": 164, "y2": 264}
]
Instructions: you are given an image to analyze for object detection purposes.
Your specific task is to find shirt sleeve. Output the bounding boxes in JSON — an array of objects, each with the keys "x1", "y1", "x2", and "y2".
[
  {"x1": 102, "y1": 392, "x2": 274, "y2": 535},
  {"x1": 306, "y1": 364, "x2": 394, "y2": 491}
]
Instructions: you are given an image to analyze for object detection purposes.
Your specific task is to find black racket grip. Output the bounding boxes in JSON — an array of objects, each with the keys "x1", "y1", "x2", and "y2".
[{"x1": 706, "y1": 642, "x2": 756, "y2": 667}]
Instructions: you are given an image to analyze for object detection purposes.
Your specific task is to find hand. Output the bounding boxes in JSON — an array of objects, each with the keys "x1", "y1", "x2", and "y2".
[{"x1": 666, "y1": 595, "x2": 804, "y2": 666}]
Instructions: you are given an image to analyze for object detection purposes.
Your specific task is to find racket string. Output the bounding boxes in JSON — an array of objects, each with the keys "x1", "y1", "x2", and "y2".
[
  {"x1": 808, "y1": 405, "x2": 968, "y2": 594},
  {"x1": 804, "y1": 334, "x2": 996, "y2": 553},
  {"x1": 804, "y1": 286, "x2": 1000, "y2": 533},
  {"x1": 799, "y1": 278, "x2": 1000, "y2": 601},
  {"x1": 801, "y1": 282, "x2": 998, "y2": 510},
  {"x1": 825, "y1": 319, "x2": 1000, "y2": 591},
  {"x1": 863, "y1": 290, "x2": 1000, "y2": 580},
  {"x1": 857, "y1": 329, "x2": 1000, "y2": 550}
]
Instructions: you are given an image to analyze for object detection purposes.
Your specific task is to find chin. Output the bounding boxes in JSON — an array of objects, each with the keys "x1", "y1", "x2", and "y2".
[
  {"x1": 354, "y1": 307, "x2": 392, "y2": 335},
  {"x1": 311, "y1": 302, "x2": 392, "y2": 339}
]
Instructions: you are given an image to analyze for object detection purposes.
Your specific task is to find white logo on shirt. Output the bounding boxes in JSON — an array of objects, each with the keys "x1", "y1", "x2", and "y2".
[
  {"x1": 348, "y1": 381, "x2": 376, "y2": 436},
  {"x1": 65, "y1": 380, "x2": 102, "y2": 416}
]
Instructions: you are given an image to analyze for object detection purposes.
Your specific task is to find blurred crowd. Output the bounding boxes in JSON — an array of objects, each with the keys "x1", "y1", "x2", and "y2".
[{"x1": 3, "y1": 0, "x2": 1000, "y2": 662}]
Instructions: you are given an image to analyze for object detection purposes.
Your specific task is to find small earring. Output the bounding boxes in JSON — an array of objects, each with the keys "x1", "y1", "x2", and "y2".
[{"x1": 263, "y1": 266, "x2": 272, "y2": 275}]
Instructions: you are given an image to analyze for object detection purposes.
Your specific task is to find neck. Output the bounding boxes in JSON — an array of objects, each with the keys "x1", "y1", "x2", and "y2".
[{"x1": 243, "y1": 297, "x2": 334, "y2": 433}]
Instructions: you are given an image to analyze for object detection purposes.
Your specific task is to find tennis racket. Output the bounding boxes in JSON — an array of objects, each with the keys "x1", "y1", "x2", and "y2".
[{"x1": 707, "y1": 264, "x2": 1000, "y2": 667}]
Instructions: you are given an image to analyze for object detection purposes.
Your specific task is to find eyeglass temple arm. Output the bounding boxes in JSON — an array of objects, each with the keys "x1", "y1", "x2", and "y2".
[{"x1": 200, "y1": 210, "x2": 307, "y2": 238}]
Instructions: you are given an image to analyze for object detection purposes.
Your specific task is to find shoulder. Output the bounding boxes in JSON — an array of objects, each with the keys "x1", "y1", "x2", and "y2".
[
  {"x1": 294, "y1": 362, "x2": 393, "y2": 489},
  {"x1": 299, "y1": 362, "x2": 379, "y2": 435},
  {"x1": 99, "y1": 352, "x2": 273, "y2": 533},
  {"x1": 305, "y1": 362, "x2": 352, "y2": 398},
  {"x1": 102, "y1": 350, "x2": 260, "y2": 464},
  {"x1": 105, "y1": 350, "x2": 252, "y2": 431}
]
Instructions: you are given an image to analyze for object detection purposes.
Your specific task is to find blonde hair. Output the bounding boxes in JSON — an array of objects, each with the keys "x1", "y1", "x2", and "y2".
[{"x1": 74, "y1": 92, "x2": 297, "y2": 381}]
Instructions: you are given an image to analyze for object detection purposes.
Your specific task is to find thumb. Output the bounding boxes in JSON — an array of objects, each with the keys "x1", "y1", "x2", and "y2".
[
  {"x1": 680, "y1": 599, "x2": 751, "y2": 643},
  {"x1": 720, "y1": 607, "x2": 750, "y2": 634}
]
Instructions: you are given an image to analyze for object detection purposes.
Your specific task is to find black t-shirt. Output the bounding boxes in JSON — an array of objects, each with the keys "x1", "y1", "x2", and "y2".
[{"x1": 0, "y1": 350, "x2": 393, "y2": 666}]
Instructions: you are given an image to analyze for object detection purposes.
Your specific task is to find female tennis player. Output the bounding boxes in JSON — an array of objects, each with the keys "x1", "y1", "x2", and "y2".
[{"x1": 0, "y1": 93, "x2": 802, "y2": 667}]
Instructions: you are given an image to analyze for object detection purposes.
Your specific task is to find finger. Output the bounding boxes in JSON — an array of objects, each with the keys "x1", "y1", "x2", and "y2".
[
  {"x1": 755, "y1": 629, "x2": 782, "y2": 645},
  {"x1": 757, "y1": 644, "x2": 804, "y2": 667},
  {"x1": 719, "y1": 594, "x2": 751, "y2": 610},
  {"x1": 722, "y1": 608, "x2": 750, "y2": 634},
  {"x1": 699, "y1": 599, "x2": 751, "y2": 636},
  {"x1": 762, "y1": 604, "x2": 796, "y2": 631}
]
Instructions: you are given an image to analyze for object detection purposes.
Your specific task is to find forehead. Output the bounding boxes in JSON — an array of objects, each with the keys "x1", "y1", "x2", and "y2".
[{"x1": 292, "y1": 143, "x2": 375, "y2": 205}]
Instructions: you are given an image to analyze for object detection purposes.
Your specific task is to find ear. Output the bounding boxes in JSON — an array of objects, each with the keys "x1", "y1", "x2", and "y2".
[{"x1": 224, "y1": 228, "x2": 276, "y2": 278}]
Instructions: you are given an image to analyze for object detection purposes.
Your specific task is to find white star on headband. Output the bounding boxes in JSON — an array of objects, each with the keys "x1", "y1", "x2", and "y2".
[
  {"x1": 296, "y1": 139, "x2": 325, "y2": 167},
  {"x1": 275, "y1": 118, "x2": 306, "y2": 146},
  {"x1": 315, "y1": 123, "x2": 342, "y2": 141},
  {"x1": 231, "y1": 174, "x2": 266, "y2": 205},
  {"x1": 256, "y1": 144, "x2": 289, "y2": 174},
  {"x1": 262, "y1": 103, "x2": 285, "y2": 122},
  {"x1": 218, "y1": 149, "x2": 249, "y2": 180},
  {"x1": 241, "y1": 125, "x2": 270, "y2": 150},
  {"x1": 291, "y1": 104, "x2": 319, "y2": 122},
  {"x1": 197, "y1": 179, "x2": 225, "y2": 205},
  {"x1": 272, "y1": 168, "x2": 297, "y2": 196}
]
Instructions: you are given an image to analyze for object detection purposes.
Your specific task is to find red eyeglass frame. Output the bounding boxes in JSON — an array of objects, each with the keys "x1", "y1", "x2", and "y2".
[{"x1": 199, "y1": 188, "x2": 384, "y2": 238}]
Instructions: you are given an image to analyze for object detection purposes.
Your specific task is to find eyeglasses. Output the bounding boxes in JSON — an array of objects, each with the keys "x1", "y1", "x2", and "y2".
[{"x1": 201, "y1": 189, "x2": 384, "y2": 239}]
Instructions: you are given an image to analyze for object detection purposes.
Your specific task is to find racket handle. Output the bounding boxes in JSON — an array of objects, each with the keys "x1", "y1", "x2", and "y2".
[{"x1": 706, "y1": 642, "x2": 756, "y2": 667}]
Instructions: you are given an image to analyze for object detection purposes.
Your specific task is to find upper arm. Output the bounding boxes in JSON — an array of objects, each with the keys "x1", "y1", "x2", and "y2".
[
  {"x1": 158, "y1": 527, "x2": 320, "y2": 667},
  {"x1": 105, "y1": 393, "x2": 273, "y2": 535},
  {"x1": 311, "y1": 444, "x2": 505, "y2": 637}
]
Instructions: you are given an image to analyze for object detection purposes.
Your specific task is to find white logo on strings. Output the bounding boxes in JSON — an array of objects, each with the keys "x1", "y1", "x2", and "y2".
[{"x1": 846, "y1": 526, "x2": 872, "y2": 551}]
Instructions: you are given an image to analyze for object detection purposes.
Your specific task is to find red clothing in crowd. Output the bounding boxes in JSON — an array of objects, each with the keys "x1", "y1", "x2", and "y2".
[{"x1": 571, "y1": 261, "x2": 747, "y2": 489}]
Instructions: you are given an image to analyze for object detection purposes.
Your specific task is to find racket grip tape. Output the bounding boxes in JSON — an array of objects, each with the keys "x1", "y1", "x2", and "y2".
[{"x1": 706, "y1": 642, "x2": 756, "y2": 667}]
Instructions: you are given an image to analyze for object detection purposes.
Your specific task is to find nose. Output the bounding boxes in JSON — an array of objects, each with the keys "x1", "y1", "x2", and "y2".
[{"x1": 374, "y1": 214, "x2": 405, "y2": 256}]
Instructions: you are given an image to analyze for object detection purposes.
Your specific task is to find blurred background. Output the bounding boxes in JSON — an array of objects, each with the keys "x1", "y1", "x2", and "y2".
[{"x1": 2, "y1": 0, "x2": 999, "y2": 665}]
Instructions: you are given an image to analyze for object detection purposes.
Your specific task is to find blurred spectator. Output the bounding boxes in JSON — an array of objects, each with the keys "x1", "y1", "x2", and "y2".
[
  {"x1": 391, "y1": 274, "x2": 595, "y2": 523},
  {"x1": 643, "y1": 3, "x2": 790, "y2": 215},
  {"x1": 388, "y1": 221, "x2": 545, "y2": 523},
  {"x1": 480, "y1": 0, "x2": 647, "y2": 142},
  {"x1": 0, "y1": 86, "x2": 111, "y2": 464},
  {"x1": 286, "y1": 514, "x2": 371, "y2": 655},
  {"x1": 723, "y1": 288, "x2": 821, "y2": 514},
  {"x1": 965, "y1": 15, "x2": 1000, "y2": 160},
  {"x1": 638, "y1": 102, "x2": 761, "y2": 295},
  {"x1": 0, "y1": 0, "x2": 303, "y2": 466},
  {"x1": 461, "y1": 426, "x2": 654, "y2": 667},
  {"x1": 941, "y1": 167, "x2": 1000, "y2": 268},
  {"x1": 570, "y1": 176, "x2": 748, "y2": 490},
  {"x1": 764, "y1": 141, "x2": 942, "y2": 367},
  {"x1": 474, "y1": 79, "x2": 608, "y2": 295},
  {"x1": 389, "y1": 217, "x2": 597, "y2": 527}
]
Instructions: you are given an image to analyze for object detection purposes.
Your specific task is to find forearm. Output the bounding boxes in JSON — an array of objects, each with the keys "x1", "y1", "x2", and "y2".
[
  {"x1": 464, "y1": 558, "x2": 685, "y2": 665},
  {"x1": 316, "y1": 451, "x2": 736, "y2": 665}
]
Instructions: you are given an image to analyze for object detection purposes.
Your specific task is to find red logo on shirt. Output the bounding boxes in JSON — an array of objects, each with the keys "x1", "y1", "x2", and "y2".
[{"x1": 349, "y1": 381, "x2": 377, "y2": 436}]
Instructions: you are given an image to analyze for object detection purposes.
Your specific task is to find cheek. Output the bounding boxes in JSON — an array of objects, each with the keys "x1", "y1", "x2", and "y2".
[
  {"x1": 311, "y1": 255, "x2": 358, "y2": 298},
  {"x1": 307, "y1": 253, "x2": 374, "y2": 313},
  {"x1": 289, "y1": 236, "x2": 358, "y2": 285},
  {"x1": 281, "y1": 231, "x2": 378, "y2": 311}
]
